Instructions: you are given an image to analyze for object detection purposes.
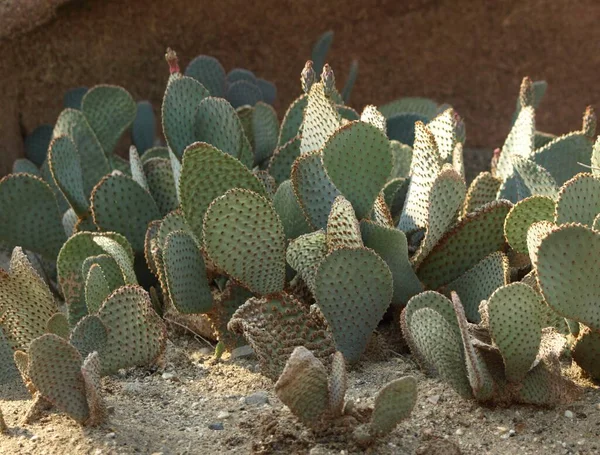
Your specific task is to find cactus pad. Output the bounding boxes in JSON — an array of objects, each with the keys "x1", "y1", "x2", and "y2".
[
  {"x1": 25, "y1": 124, "x2": 53, "y2": 167},
  {"x1": 328, "y1": 351, "x2": 347, "y2": 416},
  {"x1": 84, "y1": 264, "x2": 112, "y2": 314},
  {"x1": 92, "y1": 236, "x2": 137, "y2": 285},
  {"x1": 286, "y1": 230, "x2": 328, "y2": 292},
  {"x1": 326, "y1": 196, "x2": 362, "y2": 251},
  {"x1": 504, "y1": 195, "x2": 555, "y2": 253},
  {"x1": 129, "y1": 146, "x2": 149, "y2": 191},
  {"x1": 555, "y1": 173, "x2": 600, "y2": 226},
  {"x1": 185, "y1": 55, "x2": 226, "y2": 97},
  {"x1": 532, "y1": 132, "x2": 593, "y2": 186},
  {"x1": 70, "y1": 315, "x2": 108, "y2": 360},
  {"x1": 48, "y1": 136, "x2": 89, "y2": 215},
  {"x1": 268, "y1": 137, "x2": 302, "y2": 186},
  {"x1": 525, "y1": 220, "x2": 555, "y2": 266},
  {"x1": 369, "y1": 376, "x2": 417, "y2": 436},
  {"x1": 226, "y1": 80, "x2": 263, "y2": 108},
  {"x1": 462, "y1": 172, "x2": 502, "y2": 216},
  {"x1": 572, "y1": 327, "x2": 600, "y2": 380},
  {"x1": 203, "y1": 189, "x2": 285, "y2": 295},
  {"x1": 321, "y1": 121, "x2": 392, "y2": 219},
  {"x1": 386, "y1": 113, "x2": 429, "y2": 147},
  {"x1": 360, "y1": 105, "x2": 386, "y2": 134},
  {"x1": 273, "y1": 180, "x2": 312, "y2": 240},
  {"x1": 428, "y1": 108, "x2": 458, "y2": 161},
  {"x1": 132, "y1": 101, "x2": 156, "y2": 154},
  {"x1": 46, "y1": 313, "x2": 69, "y2": 339},
  {"x1": 496, "y1": 106, "x2": 535, "y2": 180},
  {"x1": 278, "y1": 95, "x2": 307, "y2": 146},
  {"x1": 300, "y1": 82, "x2": 341, "y2": 155},
  {"x1": 207, "y1": 282, "x2": 252, "y2": 351},
  {"x1": 252, "y1": 102, "x2": 279, "y2": 165},
  {"x1": 313, "y1": 247, "x2": 393, "y2": 363},
  {"x1": 143, "y1": 158, "x2": 179, "y2": 216}
]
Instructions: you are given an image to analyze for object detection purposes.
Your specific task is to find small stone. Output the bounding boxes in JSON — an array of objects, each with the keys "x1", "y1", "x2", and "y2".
[
  {"x1": 309, "y1": 447, "x2": 328, "y2": 455},
  {"x1": 497, "y1": 426, "x2": 509, "y2": 434},
  {"x1": 150, "y1": 452, "x2": 164, "y2": 455},
  {"x1": 123, "y1": 382, "x2": 144, "y2": 395},
  {"x1": 162, "y1": 372, "x2": 176, "y2": 381},
  {"x1": 508, "y1": 430, "x2": 516, "y2": 437},
  {"x1": 578, "y1": 439, "x2": 585, "y2": 446},
  {"x1": 245, "y1": 391, "x2": 269, "y2": 406},
  {"x1": 231, "y1": 345, "x2": 254, "y2": 359},
  {"x1": 106, "y1": 432, "x2": 116, "y2": 439},
  {"x1": 208, "y1": 422, "x2": 224, "y2": 431},
  {"x1": 217, "y1": 411, "x2": 230, "y2": 419},
  {"x1": 94, "y1": 450, "x2": 103, "y2": 455},
  {"x1": 198, "y1": 347, "x2": 213, "y2": 356},
  {"x1": 427, "y1": 395, "x2": 440, "y2": 405},
  {"x1": 455, "y1": 428, "x2": 464, "y2": 436},
  {"x1": 564, "y1": 410, "x2": 574, "y2": 419},
  {"x1": 30, "y1": 434, "x2": 40, "y2": 441}
]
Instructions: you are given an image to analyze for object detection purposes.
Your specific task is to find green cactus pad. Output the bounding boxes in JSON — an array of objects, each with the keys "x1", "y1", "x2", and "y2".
[
  {"x1": 57, "y1": 232, "x2": 132, "y2": 326},
  {"x1": 96, "y1": 285, "x2": 166, "y2": 375},
  {"x1": 504, "y1": 196, "x2": 555, "y2": 254},
  {"x1": 45, "y1": 313, "x2": 69, "y2": 339},
  {"x1": 48, "y1": 136, "x2": 89, "y2": 215},
  {"x1": 162, "y1": 76, "x2": 209, "y2": 157},
  {"x1": 227, "y1": 68, "x2": 257, "y2": 85},
  {"x1": 70, "y1": 315, "x2": 108, "y2": 360},
  {"x1": 383, "y1": 178, "x2": 409, "y2": 222},
  {"x1": 369, "y1": 376, "x2": 417, "y2": 436},
  {"x1": 129, "y1": 146, "x2": 148, "y2": 191},
  {"x1": 226, "y1": 80, "x2": 263, "y2": 108},
  {"x1": 163, "y1": 230, "x2": 213, "y2": 314},
  {"x1": 81, "y1": 351, "x2": 105, "y2": 426},
  {"x1": 536, "y1": 224, "x2": 600, "y2": 331},
  {"x1": 25, "y1": 124, "x2": 53, "y2": 166},
  {"x1": 525, "y1": 220, "x2": 555, "y2": 266},
  {"x1": 487, "y1": 283, "x2": 543, "y2": 383},
  {"x1": 416, "y1": 200, "x2": 511, "y2": 289},
  {"x1": 278, "y1": 95, "x2": 307, "y2": 146},
  {"x1": 82, "y1": 254, "x2": 125, "y2": 296},
  {"x1": 389, "y1": 140, "x2": 412, "y2": 179},
  {"x1": 462, "y1": 172, "x2": 502, "y2": 216},
  {"x1": 453, "y1": 143, "x2": 465, "y2": 178},
  {"x1": 274, "y1": 346, "x2": 330, "y2": 428},
  {"x1": 511, "y1": 155, "x2": 558, "y2": 200},
  {"x1": 286, "y1": 230, "x2": 328, "y2": 292},
  {"x1": 257, "y1": 78, "x2": 277, "y2": 105},
  {"x1": 516, "y1": 355, "x2": 580, "y2": 405},
  {"x1": 532, "y1": 132, "x2": 593, "y2": 186},
  {"x1": 311, "y1": 30, "x2": 333, "y2": 74},
  {"x1": 572, "y1": 327, "x2": 600, "y2": 380},
  {"x1": 41, "y1": 159, "x2": 70, "y2": 214},
  {"x1": 413, "y1": 167, "x2": 466, "y2": 266},
  {"x1": 253, "y1": 170, "x2": 276, "y2": 197},
  {"x1": 132, "y1": 101, "x2": 156, "y2": 154},
  {"x1": 92, "y1": 236, "x2": 137, "y2": 285},
  {"x1": 291, "y1": 150, "x2": 341, "y2": 229},
  {"x1": 141, "y1": 147, "x2": 170, "y2": 162},
  {"x1": 52, "y1": 109, "x2": 111, "y2": 195},
  {"x1": 0, "y1": 174, "x2": 66, "y2": 259},
  {"x1": 360, "y1": 105, "x2": 386, "y2": 134},
  {"x1": 203, "y1": 189, "x2": 286, "y2": 295},
  {"x1": 157, "y1": 210, "x2": 194, "y2": 250},
  {"x1": 326, "y1": 196, "x2": 362, "y2": 251},
  {"x1": 273, "y1": 180, "x2": 312, "y2": 240},
  {"x1": 380, "y1": 97, "x2": 439, "y2": 120},
  {"x1": 84, "y1": 264, "x2": 112, "y2": 314},
  {"x1": 313, "y1": 247, "x2": 393, "y2": 363},
  {"x1": 300, "y1": 82, "x2": 341, "y2": 155},
  {"x1": 386, "y1": 113, "x2": 429, "y2": 147},
  {"x1": 62, "y1": 208, "x2": 78, "y2": 237},
  {"x1": 0, "y1": 326, "x2": 26, "y2": 394},
  {"x1": 428, "y1": 108, "x2": 458, "y2": 161},
  {"x1": 229, "y1": 293, "x2": 335, "y2": 379},
  {"x1": 185, "y1": 55, "x2": 226, "y2": 97},
  {"x1": 338, "y1": 105, "x2": 360, "y2": 121},
  {"x1": 142, "y1": 158, "x2": 178, "y2": 216},
  {"x1": 0, "y1": 247, "x2": 57, "y2": 350},
  {"x1": 555, "y1": 173, "x2": 600, "y2": 227},
  {"x1": 369, "y1": 193, "x2": 394, "y2": 226},
  {"x1": 90, "y1": 172, "x2": 161, "y2": 253},
  {"x1": 81, "y1": 85, "x2": 136, "y2": 155},
  {"x1": 321, "y1": 121, "x2": 392, "y2": 219},
  {"x1": 444, "y1": 252, "x2": 509, "y2": 323},
  {"x1": 28, "y1": 334, "x2": 90, "y2": 423},
  {"x1": 398, "y1": 122, "x2": 444, "y2": 232},
  {"x1": 144, "y1": 221, "x2": 161, "y2": 277},
  {"x1": 360, "y1": 220, "x2": 423, "y2": 307},
  {"x1": 179, "y1": 142, "x2": 266, "y2": 241},
  {"x1": 194, "y1": 96, "x2": 250, "y2": 161},
  {"x1": 206, "y1": 282, "x2": 253, "y2": 351},
  {"x1": 496, "y1": 106, "x2": 535, "y2": 180},
  {"x1": 13, "y1": 158, "x2": 40, "y2": 176},
  {"x1": 252, "y1": 102, "x2": 279, "y2": 165},
  {"x1": 328, "y1": 351, "x2": 347, "y2": 416}
]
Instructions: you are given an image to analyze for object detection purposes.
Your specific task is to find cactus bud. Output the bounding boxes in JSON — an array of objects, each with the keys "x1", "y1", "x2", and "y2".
[
  {"x1": 490, "y1": 148, "x2": 501, "y2": 177},
  {"x1": 519, "y1": 76, "x2": 533, "y2": 108},
  {"x1": 165, "y1": 48, "x2": 180, "y2": 75},
  {"x1": 583, "y1": 106, "x2": 597, "y2": 138},
  {"x1": 301, "y1": 60, "x2": 316, "y2": 94},
  {"x1": 321, "y1": 63, "x2": 335, "y2": 97}
]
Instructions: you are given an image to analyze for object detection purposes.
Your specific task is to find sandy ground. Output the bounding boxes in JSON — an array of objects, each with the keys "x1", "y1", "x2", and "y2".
[{"x1": 1, "y1": 328, "x2": 599, "y2": 455}]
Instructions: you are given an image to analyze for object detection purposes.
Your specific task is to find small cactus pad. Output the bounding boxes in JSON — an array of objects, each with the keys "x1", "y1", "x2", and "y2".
[
  {"x1": 516, "y1": 355, "x2": 581, "y2": 405},
  {"x1": 258, "y1": 79, "x2": 277, "y2": 105},
  {"x1": 453, "y1": 142, "x2": 465, "y2": 178},
  {"x1": 91, "y1": 173, "x2": 161, "y2": 253},
  {"x1": 511, "y1": 155, "x2": 558, "y2": 201},
  {"x1": 163, "y1": 230, "x2": 213, "y2": 314},
  {"x1": 389, "y1": 140, "x2": 413, "y2": 179},
  {"x1": 70, "y1": 315, "x2": 108, "y2": 360},
  {"x1": 462, "y1": 172, "x2": 502, "y2": 216},
  {"x1": 291, "y1": 150, "x2": 341, "y2": 229},
  {"x1": 0, "y1": 174, "x2": 66, "y2": 259},
  {"x1": 12, "y1": 158, "x2": 40, "y2": 175},
  {"x1": 228, "y1": 293, "x2": 336, "y2": 380},
  {"x1": 96, "y1": 285, "x2": 166, "y2": 375},
  {"x1": 278, "y1": 95, "x2": 307, "y2": 146},
  {"x1": 572, "y1": 327, "x2": 600, "y2": 380},
  {"x1": 0, "y1": 326, "x2": 26, "y2": 393},
  {"x1": 28, "y1": 334, "x2": 90, "y2": 424},
  {"x1": 416, "y1": 200, "x2": 511, "y2": 289},
  {"x1": 180, "y1": 142, "x2": 266, "y2": 241},
  {"x1": 413, "y1": 167, "x2": 466, "y2": 266},
  {"x1": 398, "y1": 122, "x2": 444, "y2": 232},
  {"x1": 313, "y1": 247, "x2": 393, "y2": 363},
  {"x1": 444, "y1": 252, "x2": 509, "y2": 323},
  {"x1": 328, "y1": 351, "x2": 347, "y2": 416},
  {"x1": 286, "y1": 230, "x2": 328, "y2": 292},
  {"x1": 300, "y1": 82, "x2": 341, "y2": 155},
  {"x1": 428, "y1": 108, "x2": 458, "y2": 161},
  {"x1": 555, "y1": 173, "x2": 600, "y2": 227},
  {"x1": 48, "y1": 136, "x2": 89, "y2": 215},
  {"x1": 227, "y1": 68, "x2": 257, "y2": 85},
  {"x1": 92, "y1": 235, "x2": 137, "y2": 285},
  {"x1": 495, "y1": 106, "x2": 535, "y2": 180},
  {"x1": 162, "y1": 76, "x2": 209, "y2": 157},
  {"x1": 207, "y1": 282, "x2": 253, "y2": 351},
  {"x1": 143, "y1": 158, "x2": 179, "y2": 216},
  {"x1": 226, "y1": 80, "x2": 263, "y2": 108},
  {"x1": 386, "y1": 113, "x2": 429, "y2": 147},
  {"x1": 81, "y1": 85, "x2": 136, "y2": 155},
  {"x1": 25, "y1": 124, "x2": 53, "y2": 166},
  {"x1": 360, "y1": 220, "x2": 423, "y2": 307},
  {"x1": 536, "y1": 224, "x2": 600, "y2": 331},
  {"x1": 157, "y1": 210, "x2": 194, "y2": 250},
  {"x1": 84, "y1": 264, "x2": 112, "y2": 314},
  {"x1": 184, "y1": 55, "x2": 226, "y2": 97},
  {"x1": 132, "y1": 101, "x2": 156, "y2": 153},
  {"x1": 0, "y1": 247, "x2": 56, "y2": 350},
  {"x1": 326, "y1": 196, "x2": 363, "y2": 251},
  {"x1": 273, "y1": 180, "x2": 312, "y2": 240},
  {"x1": 337, "y1": 105, "x2": 360, "y2": 121},
  {"x1": 252, "y1": 102, "x2": 279, "y2": 165},
  {"x1": 268, "y1": 137, "x2": 302, "y2": 186},
  {"x1": 52, "y1": 109, "x2": 111, "y2": 195},
  {"x1": 46, "y1": 313, "x2": 70, "y2": 339},
  {"x1": 194, "y1": 96, "x2": 249, "y2": 161},
  {"x1": 129, "y1": 146, "x2": 149, "y2": 191},
  {"x1": 525, "y1": 220, "x2": 555, "y2": 266},
  {"x1": 380, "y1": 97, "x2": 439, "y2": 120},
  {"x1": 360, "y1": 105, "x2": 387, "y2": 134},
  {"x1": 274, "y1": 346, "x2": 331, "y2": 428},
  {"x1": 487, "y1": 283, "x2": 543, "y2": 383},
  {"x1": 369, "y1": 376, "x2": 417, "y2": 436},
  {"x1": 322, "y1": 121, "x2": 392, "y2": 219},
  {"x1": 81, "y1": 351, "x2": 106, "y2": 426},
  {"x1": 203, "y1": 189, "x2": 286, "y2": 295},
  {"x1": 504, "y1": 196, "x2": 555, "y2": 254}
]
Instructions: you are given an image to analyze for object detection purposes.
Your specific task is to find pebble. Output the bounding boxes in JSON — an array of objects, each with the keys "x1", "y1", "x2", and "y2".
[
  {"x1": 30, "y1": 434, "x2": 39, "y2": 441},
  {"x1": 162, "y1": 372, "x2": 176, "y2": 381},
  {"x1": 123, "y1": 382, "x2": 144, "y2": 395},
  {"x1": 231, "y1": 345, "x2": 254, "y2": 359},
  {"x1": 208, "y1": 422, "x2": 224, "y2": 431},
  {"x1": 427, "y1": 395, "x2": 440, "y2": 405},
  {"x1": 217, "y1": 411, "x2": 230, "y2": 419},
  {"x1": 564, "y1": 410, "x2": 574, "y2": 419},
  {"x1": 245, "y1": 391, "x2": 269, "y2": 406},
  {"x1": 106, "y1": 432, "x2": 116, "y2": 439},
  {"x1": 197, "y1": 347, "x2": 213, "y2": 356},
  {"x1": 455, "y1": 428, "x2": 464, "y2": 436},
  {"x1": 309, "y1": 447, "x2": 329, "y2": 455}
]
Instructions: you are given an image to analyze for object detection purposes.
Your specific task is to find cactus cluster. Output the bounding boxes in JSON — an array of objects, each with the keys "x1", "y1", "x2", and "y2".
[{"x1": 1, "y1": 30, "x2": 599, "y2": 448}]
